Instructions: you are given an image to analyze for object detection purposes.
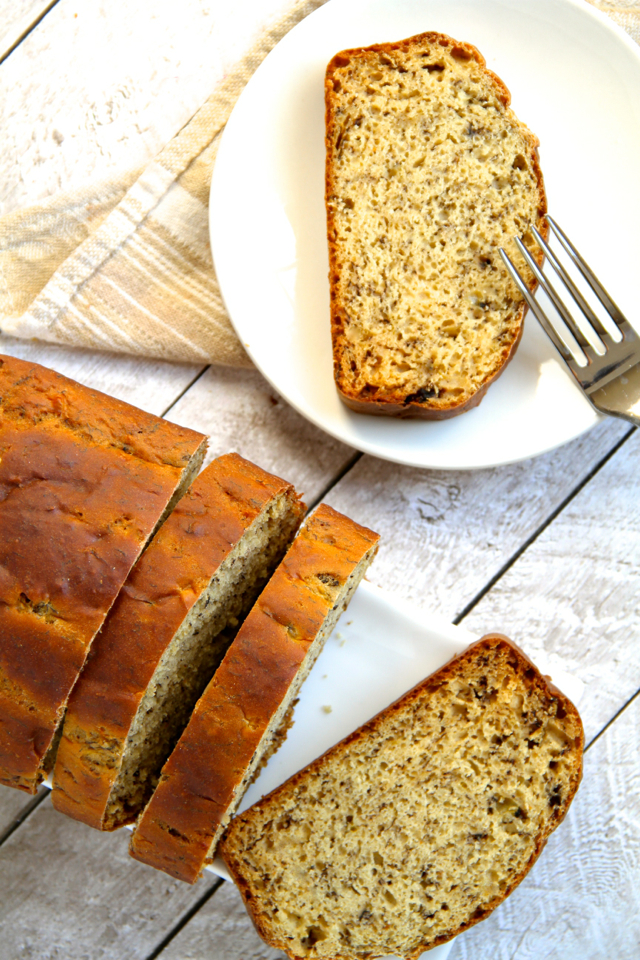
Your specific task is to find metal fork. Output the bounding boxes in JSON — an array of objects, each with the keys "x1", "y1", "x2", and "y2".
[{"x1": 499, "y1": 215, "x2": 640, "y2": 426}]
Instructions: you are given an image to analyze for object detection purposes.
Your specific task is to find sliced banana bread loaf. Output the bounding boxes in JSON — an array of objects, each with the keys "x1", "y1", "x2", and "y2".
[
  {"x1": 326, "y1": 32, "x2": 547, "y2": 418},
  {"x1": 129, "y1": 503, "x2": 380, "y2": 883},
  {"x1": 0, "y1": 354, "x2": 206, "y2": 794},
  {"x1": 219, "y1": 635, "x2": 583, "y2": 959},
  {"x1": 52, "y1": 453, "x2": 304, "y2": 829}
]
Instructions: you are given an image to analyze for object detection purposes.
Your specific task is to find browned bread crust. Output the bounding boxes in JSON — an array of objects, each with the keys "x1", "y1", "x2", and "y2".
[
  {"x1": 336, "y1": 371, "x2": 497, "y2": 419},
  {"x1": 0, "y1": 354, "x2": 206, "y2": 793},
  {"x1": 129, "y1": 503, "x2": 380, "y2": 883},
  {"x1": 325, "y1": 33, "x2": 547, "y2": 419},
  {"x1": 51, "y1": 453, "x2": 304, "y2": 829},
  {"x1": 219, "y1": 635, "x2": 583, "y2": 959}
]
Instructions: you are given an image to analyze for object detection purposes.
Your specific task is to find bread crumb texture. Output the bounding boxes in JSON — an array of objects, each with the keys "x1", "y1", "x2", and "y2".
[
  {"x1": 101, "y1": 489, "x2": 301, "y2": 829},
  {"x1": 220, "y1": 636, "x2": 583, "y2": 959},
  {"x1": 326, "y1": 33, "x2": 547, "y2": 417}
]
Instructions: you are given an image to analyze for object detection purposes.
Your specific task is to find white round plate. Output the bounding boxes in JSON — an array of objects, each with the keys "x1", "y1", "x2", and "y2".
[{"x1": 210, "y1": 0, "x2": 640, "y2": 470}]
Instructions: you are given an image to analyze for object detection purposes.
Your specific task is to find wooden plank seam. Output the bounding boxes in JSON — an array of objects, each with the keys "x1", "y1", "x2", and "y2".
[
  {"x1": 0, "y1": 0, "x2": 61, "y2": 67},
  {"x1": 453, "y1": 424, "x2": 636, "y2": 625}
]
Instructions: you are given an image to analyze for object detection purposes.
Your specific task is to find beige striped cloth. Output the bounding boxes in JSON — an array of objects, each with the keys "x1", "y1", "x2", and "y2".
[{"x1": 0, "y1": 0, "x2": 637, "y2": 369}]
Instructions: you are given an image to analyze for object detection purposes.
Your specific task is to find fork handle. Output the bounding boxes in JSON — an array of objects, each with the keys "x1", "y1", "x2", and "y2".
[{"x1": 588, "y1": 360, "x2": 640, "y2": 427}]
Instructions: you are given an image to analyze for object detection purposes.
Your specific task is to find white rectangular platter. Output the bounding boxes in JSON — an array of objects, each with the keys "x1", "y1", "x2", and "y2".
[{"x1": 207, "y1": 579, "x2": 583, "y2": 960}]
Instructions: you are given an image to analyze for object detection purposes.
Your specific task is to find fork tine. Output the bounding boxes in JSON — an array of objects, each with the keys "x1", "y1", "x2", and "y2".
[
  {"x1": 514, "y1": 237, "x2": 603, "y2": 358},
  {"x1": 546, "y1": 215, "x2": 635, "y2": 339},
  {"x1": 530, "y1": 225, "x2": 611, "y2": 342},
  {"x1": 499, "y1": 248, "x2": 576, "y2": 364},
  {"x1": 532, "y1": 223, "x2": 617, "y2": 346}
]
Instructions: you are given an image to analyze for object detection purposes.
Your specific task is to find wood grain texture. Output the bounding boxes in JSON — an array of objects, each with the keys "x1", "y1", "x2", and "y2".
[
  {"x1": 0, "y1": 0, "x2": 55, "y2": 62},
  {"x1": 324, "y1": 418, "x2": 629, "y2": 619},
  {"x1": 160, "y1": 879, "x2": 285, "y2": 960},
  {"x1": 450, "y1": 691, "x2": 640, "y2": 960},
  {"x1": 0, "y1": 784, "x2": 36, "y2": 835},
  {"x1": 0, "y1": 795, "x2": 220, "y2": 960},
  {"x1": 0, "y1": 0, "x2": 298, "y2": 216},
  {"x1": 458, "y1": 427, "x2": 640, "y2": 745},
  {"x1": 164, "y1": 364, "x2": 355, "y2": 503}
]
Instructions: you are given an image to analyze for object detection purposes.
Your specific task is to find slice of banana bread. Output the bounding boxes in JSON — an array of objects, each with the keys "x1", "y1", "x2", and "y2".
[
  {"x1": 0, "y1": 354, "x2": 206, "y2": 794},
  {"x1": 51, "y1": 453, "x2": 304, "y2": 830},
  {"x1": 129, "y1": 504, "x2": 380, "y2": 883},
  {"x1": 219, "y1": 635, "x2": 583, "y2": 959},
  {"x1": 325, "y1": 32, "x2": 547, "y2": 418}
]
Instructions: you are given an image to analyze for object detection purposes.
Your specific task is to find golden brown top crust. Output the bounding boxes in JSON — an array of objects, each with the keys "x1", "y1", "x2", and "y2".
[
  {"x1": 50, "y1": 453, "x2": 303, "y2": 828},
  {"x1": 0, "y1": 354, "x2": 203, "y2": 467},
  {"x1": 129, "y1": 503, "x2": 380, "y2": 883},
  {"x1": 0, "y1": 354, "x2": 206, "y2": 793},
  {"x1": 325, "y1": 33, "x2": 547, "y2": 420},
  {"x1": 327, "y1": 33, "x2": 507, "y2": 102}
]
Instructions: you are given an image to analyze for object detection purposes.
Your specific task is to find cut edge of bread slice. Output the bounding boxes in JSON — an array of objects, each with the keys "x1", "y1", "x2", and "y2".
[
  {"x1": 219, "y1": 634, "x2": 583, "y2": 960},
  {"x1": 51, "y1": 453, "x2": 304, "y2": 829},
  {"x1": 325, "y1": 32, "x2": 548, "y2": 420},
  {"x1": 129, "y1": 503, "x2": 380, "y2": 883}
]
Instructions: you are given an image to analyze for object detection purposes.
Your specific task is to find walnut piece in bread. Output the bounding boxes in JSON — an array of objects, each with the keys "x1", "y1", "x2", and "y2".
[
  {"x1": 0, "y1": 354, "x2": 206, "y2": 794},
  {"x1": 129, "y1": 503, "x2": 380, "y2": 883},
  {"x1": 220, "y1": 635, "x2": 583, "y2": 959},
  {"x1": 326, "y1": 32, "x2": 547, "y2": 418}
]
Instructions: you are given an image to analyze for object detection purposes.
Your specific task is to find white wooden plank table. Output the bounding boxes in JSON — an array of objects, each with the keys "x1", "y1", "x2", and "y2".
[{"x1": 1, "y1": 1, "x2": 639, "y2": 958}]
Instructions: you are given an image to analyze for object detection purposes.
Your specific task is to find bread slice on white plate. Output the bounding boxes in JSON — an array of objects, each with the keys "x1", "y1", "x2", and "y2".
[
  {"x1": 219, "y1": 634, "x2": 583, "y2": 959},
  {"x1": 326, "y1": 32, "x2": 547, "y2": 419}
]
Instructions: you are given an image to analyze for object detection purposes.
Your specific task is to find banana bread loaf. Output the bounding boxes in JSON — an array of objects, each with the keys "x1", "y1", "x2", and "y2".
[
  {"x1": 325, "y1": 32, "x2": 547, "y2": 418},
  {"x1": 220, "y1": 635, "x2": 583, "y2": 959},
  {"x1": 129, "y1": 503, "x2": 380, "y2": 883},
  {"x1": 51, "y1": 453, "x2": 304, "y2": 829},
  {"x1": 0, "y1": 354, "x2": 206, "y2": 793}
]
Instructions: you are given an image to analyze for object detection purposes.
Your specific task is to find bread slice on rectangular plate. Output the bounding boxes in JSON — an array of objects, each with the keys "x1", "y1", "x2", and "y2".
[
  {"x1": 129, "y1": 503, "x2": 380, "y2": 883},
  {"x1": 219, "y1": 635, "x2": 583, "y2": 960},
  {"x1": 0, "y1": 354, "x2": 207, "y2": 794},
  {"x1": 325, "y1": 32, "x2": 547, "y2": 419},
  {"x1": 51, "y1": 453, "x2": 304, "y2": 829}
]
